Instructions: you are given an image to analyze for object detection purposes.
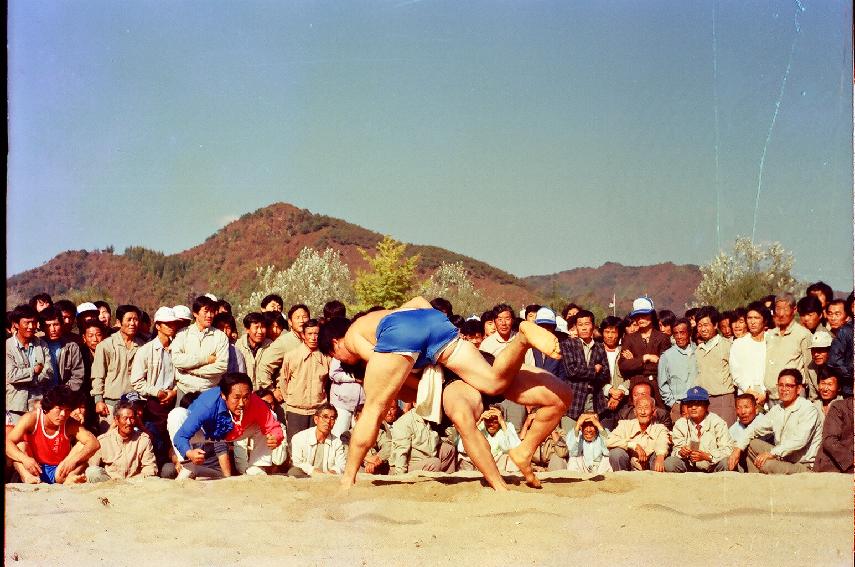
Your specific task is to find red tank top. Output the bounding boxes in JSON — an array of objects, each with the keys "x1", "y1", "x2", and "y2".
[{"x1": 27, "y1": 409, "x2": 71, "y2": 466}]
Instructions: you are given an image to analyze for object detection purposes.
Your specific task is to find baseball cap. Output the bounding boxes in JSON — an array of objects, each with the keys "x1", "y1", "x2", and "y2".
[
  {"x1": 204, "y1": 293, "x2": 218, "y2": 302},
  {"x1": 682, "y1": 386, "x2": 710, "y2": 403},
  {"x1": 153, "y1": 306, "x2": 179, "y2": 324},
  {"x1": 629, "y1": 297, "x2": 655, "y2": 317},
  {"x1": 173, "y1": 305, "x2": 192, "y2": 321},
  {"x1": 76, "y1": 302, "x2": 99, "y2": 316},
  {"x1": 810, "y1": 331, "x2": 833, "y2": 349},
  {"x1": 534, "y1": 307, "x2": 557, "y2": 325}
]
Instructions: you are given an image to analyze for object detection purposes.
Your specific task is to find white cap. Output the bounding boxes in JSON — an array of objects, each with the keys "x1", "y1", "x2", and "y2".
[
  {"x1": 153, "y1": 306, "x2": 179, "y2": 324},
  {"x1": 173, "y1": 305, "x2": 192, "y2": 321},
  {"x1": 629, "y1": 297, "x2": 655, "y2": 317},
  {"x1": 810, "y1": 331, "x2": 833, "y2": 349},
  {"x1": 76, "y1": 302, "x2": 99, "y2": 315},
  {"x1": 534, "y1": 307, "x2": 557, "y2": 325},
  {"x1": 555, "y1": 315, "x2": 569, "y2": 334},
  {"x1": 204, "y1": 293, "x2": 218, "y2": 302}
]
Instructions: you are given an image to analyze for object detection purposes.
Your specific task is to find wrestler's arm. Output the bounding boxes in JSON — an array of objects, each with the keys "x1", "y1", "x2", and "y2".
[{"x1": 399, "y1": 296, "x2": 432, "y2": 309}]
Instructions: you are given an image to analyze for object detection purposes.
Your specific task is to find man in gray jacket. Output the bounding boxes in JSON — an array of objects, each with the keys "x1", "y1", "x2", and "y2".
[
  {"x1": 6, "y1": 305, "x2": 55, "y2": 424},
  {"x1": 38, "y1": 306, "x2": 84, "y2": 392}
]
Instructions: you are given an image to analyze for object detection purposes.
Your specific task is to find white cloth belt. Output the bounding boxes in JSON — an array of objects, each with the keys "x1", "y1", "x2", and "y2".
[{"x1": 414, "y1": 364, "x2": 443, "y2": 424}]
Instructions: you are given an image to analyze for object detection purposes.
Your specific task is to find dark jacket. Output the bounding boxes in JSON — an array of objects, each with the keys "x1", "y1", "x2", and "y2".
[{"x1": 813, "y1": 398, "x2": 853, "y2": 473}]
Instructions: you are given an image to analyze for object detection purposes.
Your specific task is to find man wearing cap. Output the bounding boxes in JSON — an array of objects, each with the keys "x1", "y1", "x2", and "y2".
[
  {"x1": 90, "y1": 304, "x2": 147, "y2": 432},
  {"x1": 130, "y1": 307, "x2": 183, "y2": 467},
  {"x1": 618, "y1": 297, "x2": 670, "y2": 408},
  {"x1": 805, "y1": 331, "x2": 833, "y2": 401},
  {"x1": 693, "y1": 306, "x2": 737, "y2": 426},
  {"x1": 729, "y1": 369, "x2": 822, "y2": 474},
  {"x1": 531, "y1": 307, "x2": 567, "y2": 383},
  {"x1": 172, "y1": 305, "x2": 193, "y2": 330},
  {"x1": 559, "y1": 310, "x2": 609, "y2": 428},
  {"x1": 170, "y1": 296, "x2": 229, "y2": 399},
  {"x1": 665, "y1": 386, "x2": 736, "y2": 473}
]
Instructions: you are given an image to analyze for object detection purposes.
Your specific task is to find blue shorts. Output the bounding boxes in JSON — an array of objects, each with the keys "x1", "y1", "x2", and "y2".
[
  {"x1": 374, "y1": 309, "x2": 460, "y2": 369},
  {"x1": 39, "y1": 464, "x2": 58, "y2": 484}
]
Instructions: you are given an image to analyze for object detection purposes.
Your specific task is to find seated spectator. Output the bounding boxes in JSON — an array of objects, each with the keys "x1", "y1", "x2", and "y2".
[
  {"x1": 521, "y1": 407, "x2": 568, "y2": 472},
  {"x1": 172, "y1": 373, "x2": 283, "y2": 476},
  {"x1": 730, "y1": 369, "x2": 822, "y2": 474},
  {"x1": 391, "y1": 406, "x2": 456, "y2": 475},
  {"x1": 5, "y1": 385, "x2": 100, "y2": 484},
  {"x1": 812, "y1": 396, "x2": 853, "y2": 473},
  {"x1": 566, "y1": 413, "x2": 611, "y2": 473},
  {"x1": 814, "y1": 371, "x2": 843, "y2": 419},
  {"x1": 457, "y1": 405, "x2": 520, "y2": 474},
  {"x1": 665, "y1": 387, "x2": 736, "y2": 473},
  {"x1": 728, "y1": 394, "x2": 768, "y2": 472},
  {"x1": 616, "y1": 380, "x2": 674, "y2": 430},
  {"x1": 86, "y1": 401, "x2": 157, "y2": 481},
  {"x1": 288, "y1": 403, "x2": 346, "y2": 477},
  {"x1": 606, "y1": 396, "x2": 669, "y2": 472},
  {"x1": 344, "y1": 402, "x2": 396, "y2": 474},
  {"x1": 164, "y1": 391, "x2": 230, "y2": 480}
]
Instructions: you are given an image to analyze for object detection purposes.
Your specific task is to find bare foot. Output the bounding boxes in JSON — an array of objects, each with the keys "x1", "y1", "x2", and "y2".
[
  {"x1": 338, "y1": 476, "x2": 355, "y2": 493},
  {"x1": 508, "y1": 446, "x2": 542, "y2": 489},
  {"x1": 518, "y1": 321, "x2": 561, "y2": 360}
]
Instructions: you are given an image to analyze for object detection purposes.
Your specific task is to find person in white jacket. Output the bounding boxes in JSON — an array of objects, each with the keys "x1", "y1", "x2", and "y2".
[
  {"x1": 288, "y1": 404, "x2": 346, "y2": 477},
  {"x1": 170, "y1": 296, "x2": 229, "y2": 401}
]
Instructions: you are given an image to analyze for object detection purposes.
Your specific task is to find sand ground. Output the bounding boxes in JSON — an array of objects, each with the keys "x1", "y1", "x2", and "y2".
[{"x1": 4, "y1": 471, "x2": 853, "y2": 566}]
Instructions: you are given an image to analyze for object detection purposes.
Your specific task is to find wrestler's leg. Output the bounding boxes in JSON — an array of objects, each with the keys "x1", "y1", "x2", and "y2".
[
  {"x1": 341, "y1": 352, "x2": 414, "y2": 490},
  {"x1": 503, "y1": 365, "x2": 572, "y2": 488},
  {"x1": 442, "y1": 381, "x2": 509, "y2": 492}
]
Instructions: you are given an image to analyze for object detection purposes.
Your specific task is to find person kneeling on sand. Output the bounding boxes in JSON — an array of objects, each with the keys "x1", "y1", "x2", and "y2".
[
  {"x1": 172, "y1": 373, "x2": 283, "y2": 476},
  {"x1": 566, "y1": 413, "x2": 611, "y2": 473},
  {"x1": 664, "y1": 386, "x2": 737, "y2": 473},
  {"x1": 606, "y1": 396, "x2": 669, "y2": 472},
  {"x1": 86, "y1": 400, "x2": 158, "y2": 482},
  {"x1": 287, "y1": 403, "x2": 346, "y2": 477},
  {"x1": 5, "y1": 385, "x2": 100, "y2": 484}
]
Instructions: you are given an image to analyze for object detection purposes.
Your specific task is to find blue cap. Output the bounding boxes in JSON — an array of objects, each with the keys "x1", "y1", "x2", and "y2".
[
  {"x1": 120, "y1": 391, "x2": 143, "y2": 404},
  {"x1": 682, "y1": 386, "x2": 710, "y2": 403}
]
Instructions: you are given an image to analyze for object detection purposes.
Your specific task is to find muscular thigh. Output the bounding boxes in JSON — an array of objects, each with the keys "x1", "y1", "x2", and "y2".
[
  {"x1": 503, "y1": 365, "x2": 570, "y2": 408},
  {"x1": 442, "y1": 380, "x2": 484, "y2": 424}
]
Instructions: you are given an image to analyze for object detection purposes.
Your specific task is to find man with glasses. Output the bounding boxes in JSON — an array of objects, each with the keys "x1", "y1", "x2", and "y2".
[
  {"x1": 729, "y1": 369, "x2": 822, "y2": 474},
  {"x1": 288, "y1": 403, "x2": 346, "y2": 477}
]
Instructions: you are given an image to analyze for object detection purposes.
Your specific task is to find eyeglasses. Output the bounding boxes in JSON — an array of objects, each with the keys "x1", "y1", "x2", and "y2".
[
  {"x1": 777, "y1": 383, "x2": 798, "y2": 390},
  {"x1": 316, "y1": 414, "x2": 337, "y2": 421}
]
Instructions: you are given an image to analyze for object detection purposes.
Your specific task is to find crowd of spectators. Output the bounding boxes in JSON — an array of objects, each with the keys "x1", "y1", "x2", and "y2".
[{"x1": 5, "y1": 283, "x2": 853, "y2": 484}]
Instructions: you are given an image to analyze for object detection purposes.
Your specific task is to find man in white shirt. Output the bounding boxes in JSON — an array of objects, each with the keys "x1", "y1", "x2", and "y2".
[
  {"x1": 729, "y1": 301, "x2": 768, "y2": 404},
  {"x1": 729, "y1": 369, "x2": 822, "y2": 474},
  {"x1": 288, "y1": 403, "x2": 346, "y2": 477},
  {"x1": 170, "y1": 296, "x2": 229, "y2": 399}
]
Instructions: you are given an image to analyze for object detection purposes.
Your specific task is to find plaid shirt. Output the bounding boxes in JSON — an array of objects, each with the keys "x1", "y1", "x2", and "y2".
[{"x1": 559, "y1": 337, "x2": 610, "y2": 419}]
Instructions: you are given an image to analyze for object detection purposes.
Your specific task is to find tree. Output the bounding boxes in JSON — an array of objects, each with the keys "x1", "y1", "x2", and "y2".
[
  {"x1": 693, "y1": 237, "x2": 802, "y2": 310},
  {"x1": 239, "y1": 247, "x2": 354, "y2": 318},
  {"x1": 418, "y1": 261, "x2": 488, "y2": 317},
  {"x1": 354, "y1": 236, "x2": 419, "y2": 309}
]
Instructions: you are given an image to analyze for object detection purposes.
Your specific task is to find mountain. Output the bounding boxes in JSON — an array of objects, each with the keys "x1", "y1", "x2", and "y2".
[
  {"x1": 523, "y1": 261, "x2": 703, "y2": 314},
  {"x1": 5, "y1": 203, "x2": 535, "y2": 313},
  {"x1": 6, "y1": 203, "x2": 705, "y2": 316}
]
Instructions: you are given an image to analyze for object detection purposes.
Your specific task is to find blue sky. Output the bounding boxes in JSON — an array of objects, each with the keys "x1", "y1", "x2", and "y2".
[{"x1": 8, "y1": 1, "x2": 853, "y2": 290}]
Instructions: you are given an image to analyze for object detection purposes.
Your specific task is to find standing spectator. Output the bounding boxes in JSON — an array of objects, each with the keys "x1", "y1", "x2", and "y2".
[
  {"x1": 599, "y1": 316, "x2": 628, "y2": 426},
  {"x1": 94, "y1": 301, "x2": 112, "y2": 332},
  {"x1": 256, "y1": 304, "x2": 311, "y2": 389},
  {"x1": 170, "y1": 296, "x2": 229, "y2": 399},
  {"x1": 827, "y1": 316, "x2": 853, "y2": 398},
  {"x1": 730, "y1": 308, "x2": 748, "y2": 339},
  {"x1": 731, "y1": 369, "x2": 822, "y2": 474},
  {"x1": 479, "y1": 303, "x2": 531, "y2": 430},
  {"x1": 212, "y1": 313, "x2": 246, "y2": 374},
  {"x1": 657, "y1": 317, "x2": 697, "y2": 424},
  {"x1": 763, "y1": 294, "x2": 812, "y2": 405},
  {"x1": 729, "y1": 302, "x2": 769, "y2": 406},
  {"x1": 90, "y1": 304, "x2": 146, "y2": 431},
  {"x1": 617, "y1": 380, "x2": 674, "y2": 430},
  {"x1": 806, "y1": 281, "x2": 833, "y2": 310},
  {"x1": 658, "y1": 310, "x2": 677, "y2": 337},
  {"x1": 694, "y1": 306, "x2": 736, "y2": 425},
  {"x1": 618, "y1": 297, "x2": 671, "y2": 408},
  {"x1": 260, "y1": 294, "x2": 284, "y2": 313},
  {"x1": 38, "y1": 306, "x2": 84, "y2": 392},
  {"x1": 797, "y1": 296, "x2": 827, "y2": 334},
  {"x1": 805, "y1": 331, "x2": 833, "y2": 401},
  {"x1": 275, "y1": 319, "x2": 331, "y2": 446},
  {"x1": 6, "y1": 305, "x2": 54, "y2": 424},
  {"x1": 559, "y1": 310, "x2": 609, "y2": 428},
  {"x1": 825, "y1": 299, "x2": 849, "y2": 336},
  {"x1": 235, "y1": 312, "x2": 272, "y2": 390},
  {"x1": 263, "y1": 310, "x2": 286, "y2": 342},
  {"x1": 53, "y1": 300, "x2": 82, "y2": 346},
  {"x1": 665, "y1": 387, "x2": 736, "y2": 473},
  {"x1": 29, "y1": 293, "x2": 53, "y2": 313}
]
